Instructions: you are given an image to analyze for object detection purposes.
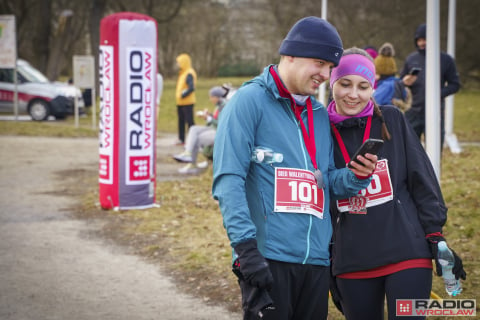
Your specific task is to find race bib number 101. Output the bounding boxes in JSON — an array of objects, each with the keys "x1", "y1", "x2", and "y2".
[{"x1": 274, "y1": 168, "x2": 325, "y2": 219}]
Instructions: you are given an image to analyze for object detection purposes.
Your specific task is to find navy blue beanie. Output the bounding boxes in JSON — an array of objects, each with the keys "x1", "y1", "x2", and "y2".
[{"x1": 278, "y1": 16, "x2": 343, "y2": 66}]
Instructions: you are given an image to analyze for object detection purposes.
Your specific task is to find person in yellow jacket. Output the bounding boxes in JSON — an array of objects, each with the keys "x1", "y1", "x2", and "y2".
[{"x1": 175, "y1": 53, "x2": 197, "y2": 145}]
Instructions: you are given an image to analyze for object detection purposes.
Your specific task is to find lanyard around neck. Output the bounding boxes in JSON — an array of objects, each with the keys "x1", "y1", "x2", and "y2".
[
  {"x1": 270, "y1": 66, "x2": 318, "y2": 170},
  {"x1": 331, "y1": 116, "x2": 372, "y2": 165}
]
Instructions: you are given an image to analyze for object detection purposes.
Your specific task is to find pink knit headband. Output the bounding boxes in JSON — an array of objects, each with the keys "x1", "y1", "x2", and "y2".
[{"x1": 329, "y1": 54, "x2": 376, "y2": 88}]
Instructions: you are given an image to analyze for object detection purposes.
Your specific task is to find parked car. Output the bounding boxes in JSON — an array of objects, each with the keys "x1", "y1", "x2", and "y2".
[{"x1": 0, "y1": 59, "x2": 85, "y2": 120}]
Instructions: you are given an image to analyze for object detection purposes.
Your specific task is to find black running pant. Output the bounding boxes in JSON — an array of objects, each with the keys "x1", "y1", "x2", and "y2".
[
  {"x1": 249, "y1": 259, "x2": 329, "y2": 320},
  {"x1": 336, "y1": 268, "x2": 432, "y2": 320},
  {"x1": 177, "y1": 104, "x2": 194, "y2": 143}
]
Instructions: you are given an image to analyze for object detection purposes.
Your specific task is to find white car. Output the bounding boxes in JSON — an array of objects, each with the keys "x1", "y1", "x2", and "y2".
[{"x1": 0, "y1": 59, "x2": 85, "y2": 120}]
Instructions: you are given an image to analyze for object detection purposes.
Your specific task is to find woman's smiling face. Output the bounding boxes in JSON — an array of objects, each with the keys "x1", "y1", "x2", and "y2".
[{"x1": 332, "y1": 74, "x2": 373, "y2": 116}]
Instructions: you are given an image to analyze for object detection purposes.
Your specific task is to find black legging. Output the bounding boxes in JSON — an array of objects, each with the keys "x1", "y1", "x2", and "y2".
[
  {"x1": 177, "y1": 104, "x2": 194, "y2": 143},
  {"x1": 336, "y1": 268, "x2": 432, "y2": 320}
]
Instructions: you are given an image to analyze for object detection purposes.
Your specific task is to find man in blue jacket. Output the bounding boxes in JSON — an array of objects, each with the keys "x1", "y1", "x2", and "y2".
[
  {"x1": 212, "y1": 16, "x2": 378, "y2": 320},
  {"x1": 400, "y1": 23, "x2": 460, "y2": 149}
]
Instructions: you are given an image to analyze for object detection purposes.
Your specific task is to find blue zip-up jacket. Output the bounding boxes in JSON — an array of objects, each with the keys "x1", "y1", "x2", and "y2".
[
  {"x1": 373, "y1": 76, "x2": 406, "y2": 106},
  {"x1": 212, "y1": 65, "x2": 372, "y2": 266}
]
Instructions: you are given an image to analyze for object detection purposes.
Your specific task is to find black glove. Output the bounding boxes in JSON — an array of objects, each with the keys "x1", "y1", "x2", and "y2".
[
  {"x1": 233, "y1": 239, "x2": 274, "y2": 290},
  {"x1": 238, "y1": 281, "x2": 275, "y2": 319},
  {"x1": 427, "y1": 235, "x2": 467, "y2": 280}
]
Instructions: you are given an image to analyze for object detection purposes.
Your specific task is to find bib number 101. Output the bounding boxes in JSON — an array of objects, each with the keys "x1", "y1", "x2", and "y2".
[
  {"x1": 274, "y1": 167, "x2": 325, "y2": 218},
  {"x1": 288, "y1": 181, "x2": 319, "y2": 204}
]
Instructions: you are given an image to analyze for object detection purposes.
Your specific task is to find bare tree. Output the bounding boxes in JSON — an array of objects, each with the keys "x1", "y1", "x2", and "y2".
[
  {"x1": 0, "y1": 0, "x2": 48, "y2": 71},
  {"x1": 45, "y1": 10, "x2": 75, "y2": 80},
  {"x1": 88, "y1": 0, "x2": 107, "y2": 90},
  {"x1": 102, "y1": 0, "x2": 184, "y2": 77},
  {"x1": 31, "y1": 0, "x2": 52, "y2": 71},
  {"x1": 3, "y1": 0, "x2": 479, "y2": 85},
  {"x1": 162, "y1": 0, "x2": 231, "y2": 77}
]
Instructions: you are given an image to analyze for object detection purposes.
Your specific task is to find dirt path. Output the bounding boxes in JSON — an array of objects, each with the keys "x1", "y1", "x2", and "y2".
[{"x1": 0, "y1": 135, "x2": 240, "y2": 320}]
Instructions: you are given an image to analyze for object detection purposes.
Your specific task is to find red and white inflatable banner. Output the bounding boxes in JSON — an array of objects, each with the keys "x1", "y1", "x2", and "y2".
[{"x1": 99, "y1": 12, "x2": 158, "y2": 210}]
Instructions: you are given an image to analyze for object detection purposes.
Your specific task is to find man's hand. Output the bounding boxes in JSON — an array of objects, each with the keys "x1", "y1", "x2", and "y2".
[
  {"x1": 402, "y1": 74, "x2": 417, "y2": 87},
  {"x1": 233, "y1": 239, "x2": 274, "y2": 290}
]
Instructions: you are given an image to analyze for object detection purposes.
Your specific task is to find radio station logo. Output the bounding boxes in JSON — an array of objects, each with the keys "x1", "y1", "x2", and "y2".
[{"x1": 396, "y1": 299, "x2": 476, "y2": 317}]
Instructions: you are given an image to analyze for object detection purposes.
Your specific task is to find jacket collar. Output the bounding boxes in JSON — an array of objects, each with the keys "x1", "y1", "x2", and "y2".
[{"x1": 333, "y1": 116, "x2": 369, "y2": 129}]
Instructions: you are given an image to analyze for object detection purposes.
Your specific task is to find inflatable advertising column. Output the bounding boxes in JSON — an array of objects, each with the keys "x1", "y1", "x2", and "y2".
[{"x1": 99, "y1": 12, "x2": 157, "y2": 210}]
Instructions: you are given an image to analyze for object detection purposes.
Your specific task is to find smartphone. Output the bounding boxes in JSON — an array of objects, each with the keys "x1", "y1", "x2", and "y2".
[
  {"x1": 348, "y1": 138, "x2": 384, "y2": 168},
  {"x1": 409, "y1": 67, "x2": 421, "y2": 76}
]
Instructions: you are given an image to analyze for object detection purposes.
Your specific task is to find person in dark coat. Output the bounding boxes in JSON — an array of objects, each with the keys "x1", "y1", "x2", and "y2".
[
  {"x1": 400, "y1": 23, "x2": 460, "y2": 149},
  {"x1": 327, "y1": 48, "x2": 466, "y2": 320}
]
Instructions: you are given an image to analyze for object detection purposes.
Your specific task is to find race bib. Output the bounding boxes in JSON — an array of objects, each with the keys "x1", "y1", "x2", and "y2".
[
  {"x1": 274, "y1": 168, "x2": 325, "y2": 219},
  {"x1": 337, "y1": 159, "x2": 393, "y2": 214}
]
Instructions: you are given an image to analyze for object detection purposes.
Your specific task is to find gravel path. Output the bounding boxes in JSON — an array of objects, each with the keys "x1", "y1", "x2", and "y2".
[{"x1": 0, "y1": 135, "x2": 240, "y2": 320}]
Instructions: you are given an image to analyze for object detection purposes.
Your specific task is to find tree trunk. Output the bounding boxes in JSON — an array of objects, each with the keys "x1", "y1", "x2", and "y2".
[
  {"x1": 89, "y1": 0, "x2": 107, "y2": 91},
  {"x1": 45, "y1": 10, "x2": 73, "y2": 80},
  {"x1": 31, "y1": 0, "x2": 51, "y2": 73}
]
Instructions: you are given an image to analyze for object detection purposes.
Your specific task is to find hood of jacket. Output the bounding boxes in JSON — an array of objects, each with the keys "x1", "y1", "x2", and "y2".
[
  {"x1": 176, "y1": 53, "x2": 192, "y2": 72},
  {"x1": 414, "y1": 23, "x2": 426, "y2": 55}
]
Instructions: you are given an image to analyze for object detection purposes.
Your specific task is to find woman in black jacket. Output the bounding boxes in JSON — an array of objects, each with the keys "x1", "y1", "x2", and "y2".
[{"x1": 326, "y1": 48, "x2": 466, "y2": 320}]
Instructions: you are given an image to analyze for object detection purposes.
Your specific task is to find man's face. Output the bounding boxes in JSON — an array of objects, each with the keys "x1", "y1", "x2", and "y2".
[
  {"x1": 285, "y1": 57, "x2": 334, "y2": 96},
  {"x1": 416, "y1": 37, "x2": 426, "y2": 50}
]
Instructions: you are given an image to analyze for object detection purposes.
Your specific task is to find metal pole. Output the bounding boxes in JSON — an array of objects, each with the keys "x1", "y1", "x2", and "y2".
[
  {"x1": 425, "y1": 0, "x2": 441, "y2": 179},
  {"x1": 13, "y1": 64, "x2": 18, "y2": 120},
  {"x1": 445, "y1": 0, "x2": 461, "y2": 153},
  {"x1": 318, "y1": 0, "x2": 328, "y2": 105},
  {"x1": 92, "y1": 88, "x2": 96, "y2": 129},
  {"x1": 74, "y1": 94, "x2": 79, "y2": 128}
]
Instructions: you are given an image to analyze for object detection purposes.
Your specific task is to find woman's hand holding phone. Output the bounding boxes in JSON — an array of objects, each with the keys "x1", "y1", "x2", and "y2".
[
  {"x1": 348, "y1": 153, "x2": 378, "y2": 177},
  {"x1": 348, "y1": 139, "x2": 383, "y2": 177}
]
